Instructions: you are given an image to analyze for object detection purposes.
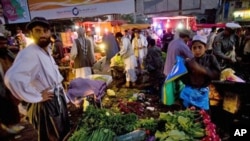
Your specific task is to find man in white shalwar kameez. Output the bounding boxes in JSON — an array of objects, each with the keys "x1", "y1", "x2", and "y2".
[
  {"x1": 70, "y1": 27, "x2": 95, "y2": 78},
  {"x1": 4, "y1": 17, "x2": 70, "y2": 141},
  {"x1": 115, "y1": 32, "x2": 137, "y2": 87},
  {"x1": 132, "y1": 30, "x2": 148, "y2": 73}
]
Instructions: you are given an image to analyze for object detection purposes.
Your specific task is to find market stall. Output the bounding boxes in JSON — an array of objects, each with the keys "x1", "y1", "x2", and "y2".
[
  {"x1": 152, "y1": 16, "x2": 197, "y2": 32},
  {"x1": 63, "y1": 80, "x2": 221, "y2": 141},
  {"x1": 66, "y1": 103, "x2": 219, "y2": 141}
]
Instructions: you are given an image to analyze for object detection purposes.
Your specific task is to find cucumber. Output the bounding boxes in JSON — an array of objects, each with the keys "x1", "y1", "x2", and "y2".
[{"x1": 193, "y1": 131, "x2": 205, "y2": 138}]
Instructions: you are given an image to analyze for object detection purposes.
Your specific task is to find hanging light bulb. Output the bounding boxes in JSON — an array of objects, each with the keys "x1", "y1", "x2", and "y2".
[
  {"x1": 104, "y1": 28, "x2": 108, "y2": 33},
  {"x1": 95, "y1": 26, "x2": 100, "y2": 33},
  {"x1": 177, "y1": 22, "x2": 184, "y2": 29},
  {"x1": 74, "y1": 25, "x2": 79, "y2": 29},
  {"x1": 165, "y1": 23, "x2": 169, "y2": 28}
]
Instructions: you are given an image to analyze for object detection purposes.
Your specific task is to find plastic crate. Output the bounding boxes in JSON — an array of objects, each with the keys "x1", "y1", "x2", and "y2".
[{"x1": 114, "y1": 130, "x2": 146, "y2": 141}]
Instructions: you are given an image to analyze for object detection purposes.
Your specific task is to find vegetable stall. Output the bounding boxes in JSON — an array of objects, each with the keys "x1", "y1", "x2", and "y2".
[
  {"x1": 64, "y1": 85, "x2": 221, "y2": 141},
  {"x1": 61, "y1": 62, "x2": 250, "y2": 141}
]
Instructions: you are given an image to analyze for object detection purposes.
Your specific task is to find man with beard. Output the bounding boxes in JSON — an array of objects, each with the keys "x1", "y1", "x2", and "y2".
[{"x1": 4, "y1": 17, "x2": 70, "y2": 141}]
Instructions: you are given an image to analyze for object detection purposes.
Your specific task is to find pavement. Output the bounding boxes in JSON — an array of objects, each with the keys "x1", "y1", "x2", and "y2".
[{"x1": 0, "y1": 121, "x2": 38, "y2": 141}]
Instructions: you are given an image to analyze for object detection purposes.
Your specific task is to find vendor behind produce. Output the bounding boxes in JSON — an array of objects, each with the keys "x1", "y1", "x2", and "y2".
[{"x1": 180, "y1": 35, "x2": 221, "y2": 110}]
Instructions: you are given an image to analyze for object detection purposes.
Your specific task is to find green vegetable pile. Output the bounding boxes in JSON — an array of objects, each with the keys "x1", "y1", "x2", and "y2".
[
  {"x1": 68, "y1": 106, "x2": 215, "y2": 141},
  {"x1": 69, "y1": 127, "x2": 115, "y2": 141},
  {"x1": 136, "y1": 118, "x2": 158, "y2": 135},
  {"x1": 110, "y1": 54, "x2": 124, "y2": 67},
  {"x1": 68, "y1": 105, "x2": 138, "y2": 141},
  {"x1": 155, "y1": 109, "x2": 205, "y2": 141},
  {"x1": 161, "y1": 51, "x2": 167, "y2": 62}
]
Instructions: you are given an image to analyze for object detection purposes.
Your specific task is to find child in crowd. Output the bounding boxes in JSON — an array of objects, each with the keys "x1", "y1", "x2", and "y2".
[{"x1": 180, "y1": 35, "x2": 221, "y2": 110}]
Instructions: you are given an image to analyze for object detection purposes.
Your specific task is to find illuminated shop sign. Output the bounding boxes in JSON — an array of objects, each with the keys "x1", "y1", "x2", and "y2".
[
  {"x1": 233, "y1": 10, "x2": 250, "y2": 21},
  {"x1": 28, "y1": 0, "x2": 135, "y2": 20}
]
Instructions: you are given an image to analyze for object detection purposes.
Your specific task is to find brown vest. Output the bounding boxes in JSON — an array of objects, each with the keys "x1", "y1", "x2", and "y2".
[{"x1": 73, "y1": 38, "x2": 94, "y2": 68}]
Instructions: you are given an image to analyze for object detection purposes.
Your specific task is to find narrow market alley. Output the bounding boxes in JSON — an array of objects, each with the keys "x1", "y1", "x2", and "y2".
[{"x1": 0, "y1": 67, "x2": 234, "y2": 141}]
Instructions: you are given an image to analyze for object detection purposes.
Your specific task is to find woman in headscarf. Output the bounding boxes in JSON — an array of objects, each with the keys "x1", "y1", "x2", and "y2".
[{"x1": 102, "y1": 32, "x2": 120, "y2": 63}]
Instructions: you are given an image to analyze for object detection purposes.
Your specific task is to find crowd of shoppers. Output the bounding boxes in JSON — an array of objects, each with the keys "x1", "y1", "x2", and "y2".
[{"x1": 160, "y1": 22, "x2": 250, "y2": 111}]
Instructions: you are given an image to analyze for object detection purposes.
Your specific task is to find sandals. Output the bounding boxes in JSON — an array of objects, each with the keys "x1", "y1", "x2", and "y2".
[{"x1": 1, "y1": 124, "x2": 25, "y2": 134}]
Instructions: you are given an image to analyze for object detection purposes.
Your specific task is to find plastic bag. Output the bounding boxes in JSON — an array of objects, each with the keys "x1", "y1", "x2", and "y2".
[
  {"x1": 165, "y1": 56, "x2": 187, "y2": 83},
  {"x1": 161, "y1": 81, "x2": 175, "y2": 105},
  {"x1": 220, "y1": 68, "x2": 245, "y2": 82},
  {"x1": 180, "y1": 86, "x2": 209, "y2": 110},
  {"x1": 161, "y1": 80, "x2": 184, "y2": 105}
]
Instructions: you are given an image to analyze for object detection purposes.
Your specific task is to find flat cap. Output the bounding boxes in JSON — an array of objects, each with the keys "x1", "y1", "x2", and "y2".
[
  {"x1": 179, "y1": 29, "x2": 192, "y2": 37},
  {"x1": 26, "y1": 17, "x2": 50, "y2": 30}
]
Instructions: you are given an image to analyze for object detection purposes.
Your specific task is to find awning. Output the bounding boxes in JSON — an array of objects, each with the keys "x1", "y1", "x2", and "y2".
[
  {"x1": 196, "y1": 23, "x2": 226, "y2": 28},
  {"x1": 120, "y1": 24, "x2": 151, "y2": 29},
  {"x1": 110, "y1": 20, "x2": 126, "y2": 26}
]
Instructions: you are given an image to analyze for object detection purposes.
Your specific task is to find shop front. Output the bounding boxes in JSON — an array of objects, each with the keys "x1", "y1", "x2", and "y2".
[
  {"x1": 233, "y1": 9, "x2": 250, "y2": 26},
  {"x1": 152, "y1": 16, "x2": 197, "y2": 32},
  {"x1": 150, "y1": 16, "x2": 197, "y2": 42}
]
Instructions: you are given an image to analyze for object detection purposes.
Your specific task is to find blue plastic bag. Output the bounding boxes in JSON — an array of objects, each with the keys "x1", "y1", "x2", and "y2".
[
  {"x1": 180, "y1": 85, "x2": 209, "y2": 110},
  {"x1": 165, "y1": 56, "x2": 188, "y2": 83}
]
